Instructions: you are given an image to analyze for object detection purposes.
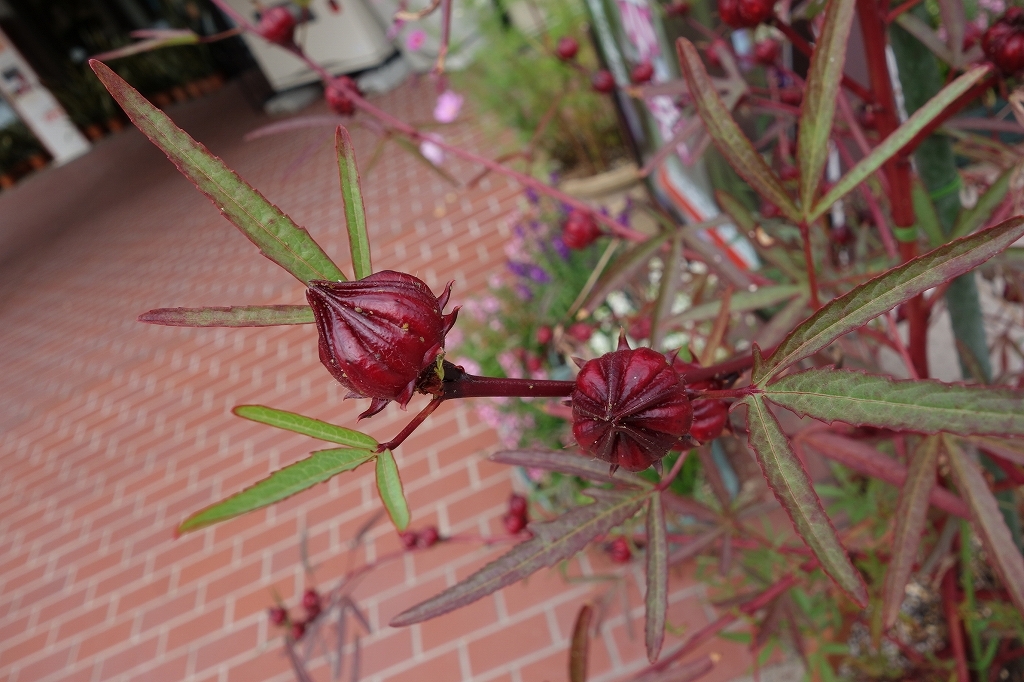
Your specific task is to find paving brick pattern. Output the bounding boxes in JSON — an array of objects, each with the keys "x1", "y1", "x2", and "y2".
[{"x1": 0, "y1": 78, "x2": 753, "y2": 681}]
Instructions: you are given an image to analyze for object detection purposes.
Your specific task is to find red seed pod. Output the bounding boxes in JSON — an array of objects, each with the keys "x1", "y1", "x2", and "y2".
[
  {"x1": 718, "y1": 0, "x2": 774, "y2": 28},
  {"x1": 417, "y1": 526, "x2": 441, "y2": 548},
  {"x1": 591, "y1": 69, "x2": 617, "y2": 93},
  {"x1": 556, "y1": 36, "x2": 580, "y2": 61},
  {"x1": 508, "y1": 493, "x2": 528, "y2": 519},
  {"x1": 631, "y1": 61, "x2": 655, "y2": 84},
  {"x1": 504, "y1": 512, "x2": 527, "y2": 534},
  {"x1": 268, "y1": 606, "x2": 288, "y2": 626},
  {"x1": 306, "y1": 270, "x2": 459, "y2": 419},
  {"x1": 567, "y1": 322, "x2": 593, "y2": 343},
  {"x1": 326, "y1": 76, "x2": 359, "y2": 115},
  {"x1": 536, "y1": 326, "x2": 553, "y2": 345},
  {"x1": 753, "y1": 39, "x2": 780, "y2": 65},
  {"x1": 562, "y1": 210, "x2": 601, "y2": 249},
  {"x1": 984, "y1": 9, "x2": 1024, "y2": 75},
  {"x1": 572, "y1": 336, "x2": 693, "y2": 472},
  {"x1": 673, "y1": 358, "x2": 729, "y2": 443},
  {"x1": 256, "y1": 5, "x2": 296, "y2": 46},
  {"x1": 608, "y1": 537, "x2": 632, "y2": 563},
  {"x1": 291, "y1": 620, "x2": 306, "y2": 640},
  {"x1": 400, "y1": 530, "x2": 419, "y2": 549},
  {"x1": 302, "y1": 589, "x2": 321, "y2": 619}
]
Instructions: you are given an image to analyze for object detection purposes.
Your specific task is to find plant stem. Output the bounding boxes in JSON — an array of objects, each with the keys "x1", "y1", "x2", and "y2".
[
  {"x1": 942, "y1": 565, "x2": 970, "y2": 682},
  {"x1": 377, "y1": 397, "x2": 445, "y2": 452},
  {"x1": 438, "y1": 363, "x2": 575, "y2": 399}
]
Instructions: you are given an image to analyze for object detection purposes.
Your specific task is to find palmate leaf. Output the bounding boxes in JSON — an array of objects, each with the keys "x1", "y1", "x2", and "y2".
[
  {"x1": 646, "y1": 494, "x2": 668, "y2": 662},
  {"x1": 139, "y1": 304, "x2": 313, "y2": 327},
  {"x1": 809, "y1": 64, "x2": 992, "y2": 223},
  {"x1": 765, "y1": 369, "x2": 1024, "y2": 436},
  {"x1": 234, "y1": 405, "x2": 378, "y2": 449},
  {"x1": 178, "y1": 447, "x2": 375, "y2": 533},
  {"x1": 742, "y1": 395, "x2": 869, "y2": 607},
  {"x1": 676, "y1": 39, "x2": 800, "y2": 223},
  {"x1": 753, "y1": 216, "x2": 1024, "y2": 385},
  {"x1": 375, "y1": 449, "x2": 410, "y2": 530},
  {"x1": 390, "y1": 489, "x2": 648, "y2": 626},
  {"x1": 90, "y1": 61, "x2": 346, "y2": 285},
  {"x1": 335, "y1": 126, "x2": 372, "y2": 280},
  {"x1": 797, "y1": 0, "x2": 856, "y2": 213},
  {"x1": 882, "y1": 436, "x2": 941, "y2": 629},
  {"x1": 944, "y1": 436, "x2": 1024, "y2": 615}
]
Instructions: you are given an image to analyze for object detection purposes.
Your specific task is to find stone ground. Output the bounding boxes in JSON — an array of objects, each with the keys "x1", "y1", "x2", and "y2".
[{"x1": 0, "y1": 76, "x2": 761, "y2": 681}]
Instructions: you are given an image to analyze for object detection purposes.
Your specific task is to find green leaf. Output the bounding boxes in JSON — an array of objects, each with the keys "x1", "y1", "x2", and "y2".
[
  {"x1": 139, "y1": 304, "x2": 314, "y2": 327},
  {"x1": 390, "y1": 490, "x2": 648, "y2": 626},
  {"x1": 375, "y1": 449, "x2": 409, "y2": 530},
  {"x1": 765, "y1": 369, "x2": 1024, "y2": 437},
  {"x1": 335, "y1": 126, "x2": 372, "y2": 280},
  {"x1": 676, "y1": 39, "x2": 799, "y2": 222},
  {"x1": 233, "y1": 405, "x2": 378, "y2": 449},
  {"x1": 809, "y1": 64, "x2": 993, "y2": 223},
  {"x1": 949, "y1": 165, "x2": 1014, "y2": 241},
  {"x1": 645, "y1": 494, "x2": 668, "y2": 662},
  {"x1": 911, "y1": 181, "x2": 945, "y2": 247},
  {"x1": 650, "y1": 234, "x2": 683, "y2": 351},
  {"x1": 569, "y1": 604, "x2": 593, "y2": 682},
  {"x1": 797, "y1": 0, "x2": 856, "y2": 214},
  {"x1": 670, "y1": 284, "x2": 802, "y2": 325},
  {"x1": 882, "y1": 436, "x2": 940, "y2": 629},
  {"x1": 178, "y1": 447, "x2": 374, "y2": 532},
  {"x1": 753, "y1": 216, "x2": 1024, "y2": 384},
  {"x1": 92, "y1": 30, "x2": 200, "y2": 61},
  {"x1": 742, "y1": 395, "x2": 868, "y2": 606},
  {"x1": 945, "y1": 436, "x2": 1024, "y2": 615},
  {"x1": 90, "y1": 60, "x2": 346, "y2": 285}
]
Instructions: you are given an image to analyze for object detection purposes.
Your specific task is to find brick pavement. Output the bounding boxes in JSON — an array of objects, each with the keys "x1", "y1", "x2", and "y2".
[{"x1": 0, "y1": 77, "x2": 754, "y2": 681}]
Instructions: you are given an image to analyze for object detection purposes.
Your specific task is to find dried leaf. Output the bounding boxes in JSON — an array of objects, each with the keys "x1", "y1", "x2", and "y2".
[
  {"x1": 139, "y1": 304, "x2": 313, "y2": 327},
  {"x1": 390, "y1": 490, "x2": 648, "y2": 625},
  {"x1": 646, "y1": 494, "x2": 668, "y2": 662}
]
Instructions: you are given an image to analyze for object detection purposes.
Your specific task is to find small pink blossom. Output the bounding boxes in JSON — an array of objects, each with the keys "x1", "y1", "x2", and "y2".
[
  {"x1": 419, "y1": 136, "x2": 444, "y2": 165},
  {"x1": 405, "y1": 28, "x2": 426, "y2": 51},
  {"x1": 433, "y1": 90, "x2": 464, "y2": 123}
]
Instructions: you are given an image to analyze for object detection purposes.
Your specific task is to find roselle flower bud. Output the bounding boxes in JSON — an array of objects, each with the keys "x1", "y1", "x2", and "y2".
[
  {"x1": 504, "y1": 512, "x2": 527, "y2": 534},
  {"x1": 673, "y1": 358, "x2": 729, "y2": 443},
  {"x1": 508, "y1": 493, "x2": 528, "y2": 519},
  {"x1": 302, "y1": 588, "x2": 321, "y2": 619},
  {"x1": 591, "y1": 69, "x2": 616, "y2": 93},
  {"x1": 256, "y1": 6, "x2": 296, "y2": 46},
  {"x1": 417, "y1": 526, "x2": 441, "y2": 548},
  {"x1": 563, "y1": 210, "x2": 601, "y2": 249},
  {"x1": 753, "y1": 39, "x2": 780, "y2": 65},
  {"x1": 307, "y1": 270, "x2": 458, "y2": 418},
  {"x1": 268, "y1": 606, "x2": 287, "y2": 626},
  {"x1": 400, "y1": 530, "x2": 419, "y2": 549},
  {"x1": 556, "y1": 37, "x2": 579, "y2": 61},
  {"x1": 572, "y1": 337, "x2": 693, "y2": 472},
  {"x1": 326, "y1": 76, "x2": 359, "y2": 115},
  {"x1": 718, "y1": 0, "x2": 775, "y2": 28},
  {"x1": 984, "y1": 9, "x2": 1024, "y2": 75},
  {"x1": 291, "y1": 620, "x2": 306, "y2": 640},
  {"x1": 631, "y1": 62, "x2": 655, "y2": 84},
  {"x1": 608, "y1": 537, "x2": 632, "y2": 563}
]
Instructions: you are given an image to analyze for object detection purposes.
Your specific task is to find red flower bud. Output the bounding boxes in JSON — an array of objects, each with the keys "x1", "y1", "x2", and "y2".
[
  {"x1": 400, "y1": 530, "x2": 419, "y2": 549},
  {"x1": 256, "y1": 6, "x2": 296, "y2": 46},
  {"x1": 567, "y1": 322, "x2": 593, "y2": 343},
  {"x1": 591, "y1": 69, "x2": 616, "y2": 93},
  {"x1": 504, "y1": 512, "x2": 527, "y2": 534},
  {"x1": 291, "y1": 620, "x2": 306, "y2": 640},
  {"x1": 572, "y1": 336, "x2": 693, "y2": 472},
  {"x1": 673, "y1": 358, "x2": 728, "y2": 443},
  {"x1": 718, "y1": 0, "x2": 774, "y2": 28},
  {"x1": 302, "y1": 589, "x2": 321, "y2": 618},
  {"x1": 307, "y1": 270, "x2": 459, "y2": 419},
  {"x1": 536, "y1": 326, "x2": 553, "y2": 345},
  {"x1": 556, "y1": 37, "x2": 580, "y2": 61},
  {"x1": 268, "y1": 606, "x2": 288, "y2": 626},
  {"x1": 417, "y1": 526, "x2": 441, "y2": 548},
  {"x1": 753, "y1": 39, "x2": 780, "y2": 65},
  {"x1": 984, "y1": 9, "x2": 1024, "y2": 75},
  {"x1": 706, "y1": 39, "x2": 729, "y2": 68},
  {"x1": 631, "y1": 61, "x2": 655, "y2": 84},
  {"x1": 563, "y1": 210, "x2": 601, "y2": 249},
  {"x1": 508, "y1": 493, "x2": 528, "y2": 518},
  {"x1": 665, "y1": 1, "x2": 691, "y2": 16},
  {"x1": 326, "y1": 76, "x2": 359, "y2": 115},
  {"x1": 608, "y1": 537, "x2": 632, "y2": 563}
]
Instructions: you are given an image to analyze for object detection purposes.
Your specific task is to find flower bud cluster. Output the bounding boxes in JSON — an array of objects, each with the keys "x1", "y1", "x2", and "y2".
[
  {"x1": 504, "y1": 493, "x2": 530, "y2": 534},
  {"x1": 718, "y1": 0, "x2": 775, "y2": 28},
  {"x1": 267, "y1": 587, "x2": 323, "y2": 641},
  {"x1": 400, "y1": 525, "x2": 442, "y2": 549},
  {"x1": 984, "y1": 8, "x2": 1024, "y2": 75}
]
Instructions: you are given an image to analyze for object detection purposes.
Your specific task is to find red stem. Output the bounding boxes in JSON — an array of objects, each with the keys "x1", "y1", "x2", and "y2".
[
  {"x1": 770, "y1": 18, "x2": 874, "y2": 104},
  {"x1": 377, "y1": 397, "x2": 445, "y2": 452},
  {"x1": 941, "y1": 566, "x2": 970, "y2": 682}
]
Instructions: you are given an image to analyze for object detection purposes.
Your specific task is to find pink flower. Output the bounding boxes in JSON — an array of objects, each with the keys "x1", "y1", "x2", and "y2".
[
  {"x1": 405, "y1": 28, "x2": 426, "y2": 51},
  {"x1": 433, "y1": 90, "x2": 464, "y2": 123}
]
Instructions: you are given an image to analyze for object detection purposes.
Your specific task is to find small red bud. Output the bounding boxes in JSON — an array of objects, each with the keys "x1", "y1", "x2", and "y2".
[
  {"x1": 759, "y1": 200, "x2": 781, "y2": 219},
  {"x1": 508, "y1": 493, "x2": 528, "y2": 518},
  {"x1": 555, "y1": 37, "x2": 580, "y2": 61},
  {"x1": 665, "y1": 1, "x2": 690, "y2": 16},
  {"x1": 562, "y1": 210, "x2": 601, "y2": 249},
  {"x1": 673, "y1": 358, "x2": 728, "y2": 443},
  {"x1": 306, "y1": 271, "x2": 459, "y2": 419},
  {"x1": 526, "y1": 354, "x2": 543, "y2": 373},
  {"x1": 572, "y1": 336, "x2": 693, "y2": 472},
  {"x1": 256, "y1": 6, "x2": 296, "y2": 46},
  {"x1": 291, "y1": 620, "x2": 306, "y2": 640},
  {"x1": 504, "y1": 513, "x2": 527, "y2": 534},
  {"x1": 326, "y1": 76, "x2": 359, "y2": 116},
  {"x1": 718, "y1": 0, "x2": 774, "y2": 28},
  {"x1": 984, "y1": 9, "x2": 1024, "y2": 75},
  {"x1": 753, "y1": 39, "x2": 780, "y2": 65},
  {"x1": 536, "y1": 326, "x2": 553, "y2": 345},
  {"x1": 591, "y1": 69, "x2": 616, "y2": 93},
  {"x1": 567, "y1": 322, "x2": 593, "y2": 343},
  {"x1": 417, "y1": 526, "x2": 441, "y2": 548},
  {"x1": 608, "y1": 537, "x2": 632, "y2": 563},
  {"x1": 302, "y1": 588, "x2": 321, "y2": 618},
  {"x1": 857, "y1": 105, "x2": 878, "y2": 130},
  {"x1": 268, "y1": 606, "x2": 287, "y2": 626},
  {"x1": 631, "y1": 62, "x2": 655, "y2": 84},
  {"x1": 400, "y1": 530, "x2": 419, "y2": 549}
]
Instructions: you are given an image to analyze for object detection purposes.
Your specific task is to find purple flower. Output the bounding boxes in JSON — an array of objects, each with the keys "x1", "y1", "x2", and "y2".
[
  {"x1": 507, "y1": 260, "x2": 531, "y2": 278},
  {"x1": 405, "y1": 28, "x2": 426, "y2": 51},
  {"x1": 551, "y1": 236, "x2": 571, "y2": 260},
  {"x1": 514, "y1": 283, "x2": 533, "y2": 300},
  {"x1": 524, "y1": 187, "x2": 539, "y2": 204},
  {"x1": 527, "y1": 265, "x2": 550, "y2": 283},
  {"x1": 433, "y1": 90, "x2": 464, "y2": 123}
]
